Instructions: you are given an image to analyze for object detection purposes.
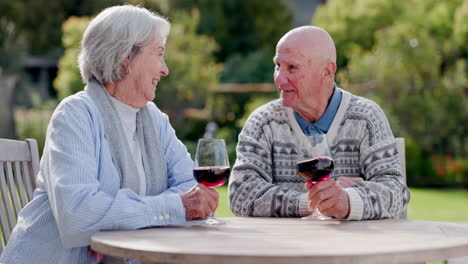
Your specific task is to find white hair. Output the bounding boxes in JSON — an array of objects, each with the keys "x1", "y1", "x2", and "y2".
[{"x1": 78, "y1": 5, "x2": 170, "y2": 84}]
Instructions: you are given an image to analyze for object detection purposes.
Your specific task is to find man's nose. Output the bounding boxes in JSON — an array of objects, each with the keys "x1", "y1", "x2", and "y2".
[{"x1": 274, "y1": 70, "x2": 287, "y2": 86}]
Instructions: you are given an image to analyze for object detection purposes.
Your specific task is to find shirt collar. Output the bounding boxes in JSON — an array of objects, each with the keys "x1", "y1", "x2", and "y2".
[{"x1": 294, "y1": 86, "x2": 342, "y2": 134}]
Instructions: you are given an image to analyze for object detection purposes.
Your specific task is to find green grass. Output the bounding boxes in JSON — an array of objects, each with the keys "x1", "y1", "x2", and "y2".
[
  {"x1": 408, "y1": 188, "x2": 468, "y2": 221},
  {"x1": 214, "y1": 185, "x2": 235, "y2": 218}
]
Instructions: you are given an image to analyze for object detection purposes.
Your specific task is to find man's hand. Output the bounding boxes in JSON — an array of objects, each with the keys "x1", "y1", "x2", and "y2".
[
  {"x1": 306, "y1": 179, "x2": 350, "y2": 219},
  {"x1": 180, "y1": 183, "x2": 219, "y2": 220}
]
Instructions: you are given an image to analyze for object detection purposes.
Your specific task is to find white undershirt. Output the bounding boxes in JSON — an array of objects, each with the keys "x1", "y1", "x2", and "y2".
[{"x1": 109, "y1": 96, "x2": 146, "y2": 195}]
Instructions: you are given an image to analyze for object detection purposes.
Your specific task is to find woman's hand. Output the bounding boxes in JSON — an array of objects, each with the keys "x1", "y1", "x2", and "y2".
[
  {"x1": 87, "y1": 246, "x2": 104, "y2": 263},
  {"x1": 180, "y1": 184, "x2": 219, "y2": 220}
]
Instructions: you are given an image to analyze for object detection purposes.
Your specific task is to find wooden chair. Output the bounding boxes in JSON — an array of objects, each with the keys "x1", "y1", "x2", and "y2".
[
  {"x1": 0, "y1": 138, "x2": 39, "y2": 254},
  {"x1": 395, "y1": 138, "x2": 407, "y2": 219}
]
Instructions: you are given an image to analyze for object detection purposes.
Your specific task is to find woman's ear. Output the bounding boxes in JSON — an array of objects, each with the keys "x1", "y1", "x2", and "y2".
[{"x1": 122, "y1": 58, "x2": 130, "y2": 74}]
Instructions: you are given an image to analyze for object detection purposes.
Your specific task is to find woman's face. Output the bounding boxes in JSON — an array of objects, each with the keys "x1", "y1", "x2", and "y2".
[{"x1": 125, "y1": 40, "x2": 169, "y2": 107}]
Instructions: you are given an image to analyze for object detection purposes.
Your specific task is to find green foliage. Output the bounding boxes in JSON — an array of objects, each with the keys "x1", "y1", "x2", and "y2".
[
  {"x1": 313, "y1": 0, "x2": 403, "y2": 68},
  {"x1": 154, "y1": 9, "x2": 221, "y2": 136},
  {"x1": 0, "y1": 2, "x2": 27, "y2": 73},
  {"x1": 168, "y1": 0, "x2": 294, "y2": 61},
  {"x1": 220, "y1": 48, "x2": 274, "y2": 83},
  {"x1": 14, "y1": 108, "x2": 53, "y2": 157},
  {"x1": 54, "y1": 17, "x2": 91, "y2": 100},
  {"x1": 314, "y1": 0, "x2": 468, "y2": 187}
]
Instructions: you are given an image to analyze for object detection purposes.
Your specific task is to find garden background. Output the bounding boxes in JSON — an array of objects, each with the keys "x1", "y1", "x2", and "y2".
[{"x1": 0, "y1": 0, "x2": 467, "y2": 221}]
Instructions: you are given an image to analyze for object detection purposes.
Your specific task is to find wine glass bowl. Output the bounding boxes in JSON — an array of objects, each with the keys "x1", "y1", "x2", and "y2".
[
  {"x1": 193, "y1": 167, "x2": 230, "y2": 187},
  {"x1": 297, "y1": 156, "x2": 334, "y2": 183},
  {"x1": 193, "y1": 139, "x2": 230, "y2": 225}
]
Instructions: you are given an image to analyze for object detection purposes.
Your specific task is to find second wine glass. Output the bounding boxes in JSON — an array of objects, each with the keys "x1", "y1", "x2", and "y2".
[
  {"x1": 193, "y1": 139, "x2": 230, "y2": 225},
  {"x1": 296, "y1": 134, "x2": 334, "y2": 221}
]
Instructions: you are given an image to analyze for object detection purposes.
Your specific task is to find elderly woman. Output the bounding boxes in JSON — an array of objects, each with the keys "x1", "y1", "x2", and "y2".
[{"x1": 0, "y1": 5, "x2": 218, "y2": 263}]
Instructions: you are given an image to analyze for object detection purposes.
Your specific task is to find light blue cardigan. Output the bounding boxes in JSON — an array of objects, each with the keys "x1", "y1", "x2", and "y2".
[{"x1": 0, "y1": 91, "x2": 196, "y2": 263}]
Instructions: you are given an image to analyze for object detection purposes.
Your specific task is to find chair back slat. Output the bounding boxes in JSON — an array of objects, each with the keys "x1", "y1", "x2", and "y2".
[
  {"x1": 14, "y1": 161, "x2": 29, "y2": 208},
  {"x1": 395, "y1": 138, "x2": 407, "y2": 219},
  {"x1": 21, "y1": 161, "x2": 34, "y2": 200},
  {"x1": 395, "y1": 138, "x2": 406, "y2": 184},
  {"x1": 0, "y1": 237, "x2": 3, "y2": 255},
  {"x1": 26, "y1": 139, "x2": 40, "y2": 187},
  {"x1": 0, "y1": 138, "x2": 40, "y2": 253},
  {"x1": 0, "y1": 162, "x2": 14, "y2": 240},
  {"x1": 6, "y1": 162, "x2": 22, "y2": 216}
]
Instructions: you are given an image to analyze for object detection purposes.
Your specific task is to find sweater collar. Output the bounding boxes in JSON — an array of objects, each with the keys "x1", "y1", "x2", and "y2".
[{"x1": 294, "y1": 86, "x2": 342, "y2": 135}]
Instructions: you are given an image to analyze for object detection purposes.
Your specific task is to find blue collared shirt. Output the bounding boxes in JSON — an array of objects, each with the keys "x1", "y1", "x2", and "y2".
[{"x1": 294, "y1": 87, "x2": 342, "y2": 135}]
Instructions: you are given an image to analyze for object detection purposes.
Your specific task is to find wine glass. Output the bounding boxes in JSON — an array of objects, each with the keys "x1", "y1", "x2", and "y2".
[
  {"x1": 193, "y1": 139, "x2": 230, "y2": 225},
  {"x1": 296, "y1": 134, "x2": 334, "y2": 221}
]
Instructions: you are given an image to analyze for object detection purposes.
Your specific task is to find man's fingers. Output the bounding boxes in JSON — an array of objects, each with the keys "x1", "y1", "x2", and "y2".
[
  {"x1": 307, "y1": 179, "x2": 335, "y2": 200},
  {"x1": 319, "y1": 191, "x2": 350, "y2": 219}
]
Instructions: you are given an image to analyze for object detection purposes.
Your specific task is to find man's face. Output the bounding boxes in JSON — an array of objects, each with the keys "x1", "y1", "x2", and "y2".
[{"x1": 273, "y1": 40, "x2": 324, "y2": 116}]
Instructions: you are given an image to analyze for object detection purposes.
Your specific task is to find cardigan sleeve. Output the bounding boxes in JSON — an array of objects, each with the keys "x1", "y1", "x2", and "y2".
[
  {"x1": 42, "y1": 98, "x2": 189, "y2": 248},
  {"x1": 228, "y1": 108, "x2": 308, "y2": 217},
  {"x1": 151, "y1": 104, "x2": 197, "y2": 194}
]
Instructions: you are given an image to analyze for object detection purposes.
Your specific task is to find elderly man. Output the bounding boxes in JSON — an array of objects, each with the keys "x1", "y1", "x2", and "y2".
[{"x1": 228, "y1": 26, "x2": 409, "y2": 220}]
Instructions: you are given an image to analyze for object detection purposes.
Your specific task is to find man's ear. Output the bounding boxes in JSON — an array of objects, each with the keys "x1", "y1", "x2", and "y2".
[{"x1": 323, "y1": 61, "x2": 336, "y2": 81}]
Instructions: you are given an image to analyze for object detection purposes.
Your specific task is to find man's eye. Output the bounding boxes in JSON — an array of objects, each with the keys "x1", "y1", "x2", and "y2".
[{"x1": 289, "y1": 65, "x2": 297, "y2": 71}]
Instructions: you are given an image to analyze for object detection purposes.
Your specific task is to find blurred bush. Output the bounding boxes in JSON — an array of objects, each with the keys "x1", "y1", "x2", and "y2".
[
  {"x1": 220, "y1": 48, "x2": 274, "y2": 83},
  {"x1": 14, "y1": 107, "x2": 53, "y2": 157},
  {"x1": 168, "y1": 0, "x2": 293, "y2": 61},
  {"x1": 54, "y1": 16, "x2": 90, "y2": 100},
  {"x1": 155, "y1": 9, "x2": 221, "y2": 138},
  {"x1": 315, "y1": 0, "x2": 468, "y2": 187}
]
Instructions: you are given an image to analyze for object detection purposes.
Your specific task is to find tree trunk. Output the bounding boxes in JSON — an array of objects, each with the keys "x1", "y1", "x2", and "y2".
[{"x1": 0, "y1": 75, "x2": 18, "y2": 139}]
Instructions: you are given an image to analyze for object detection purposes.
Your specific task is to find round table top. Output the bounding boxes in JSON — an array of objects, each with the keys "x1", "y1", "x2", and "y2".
[{"x1": 91, "y1": 217, "x2": 468, "y2": 264}]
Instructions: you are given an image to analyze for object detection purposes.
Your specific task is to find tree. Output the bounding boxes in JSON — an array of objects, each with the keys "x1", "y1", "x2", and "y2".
[
  {"x1": 314, "y1": 0, "x2": 468, "y2": 185},
  {"x1": 154, "y1": 9, "x2": 221, "y2": 135},
  {"x1": 168, "y1": 0, "x2": 294, "y2": 62}
]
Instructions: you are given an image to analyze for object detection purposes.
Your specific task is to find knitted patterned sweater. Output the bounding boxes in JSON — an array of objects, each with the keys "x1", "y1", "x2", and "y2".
[{"x1": 228, "y1": 88, "x2": 410, "y2": 220}]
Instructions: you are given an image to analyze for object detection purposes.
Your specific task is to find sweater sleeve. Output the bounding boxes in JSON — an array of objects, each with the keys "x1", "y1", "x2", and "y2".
[
  {"x1": 228, "y1": 108, "x2": 307, "y2": 217},
  {"x1": 350, "y1": 102, "x2": 410, "y2": 220}
]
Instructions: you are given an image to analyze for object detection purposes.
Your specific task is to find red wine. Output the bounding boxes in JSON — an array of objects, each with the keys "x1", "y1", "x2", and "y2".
[
  {"x1": 296, "y1": 157, "x2": 334, "y2": 183},
  {"x1": 193, "y1": 167, "x2": 230, "y2": 187}
]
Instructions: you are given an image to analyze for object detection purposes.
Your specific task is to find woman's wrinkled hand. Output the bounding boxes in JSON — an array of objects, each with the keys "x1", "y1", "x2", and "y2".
[{"x1": 180, "y1": 183, "x2": 219, "y2": 220}]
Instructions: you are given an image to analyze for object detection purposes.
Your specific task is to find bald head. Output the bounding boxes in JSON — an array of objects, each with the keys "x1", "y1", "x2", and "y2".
[{"x1": 277, "y1": 26, "x2": 336, "y2": 64}]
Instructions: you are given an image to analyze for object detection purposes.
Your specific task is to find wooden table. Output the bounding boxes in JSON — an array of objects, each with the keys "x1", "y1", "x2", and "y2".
[{"x1": 91, "y1": 217, "x2": 468, "y2": 264}]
